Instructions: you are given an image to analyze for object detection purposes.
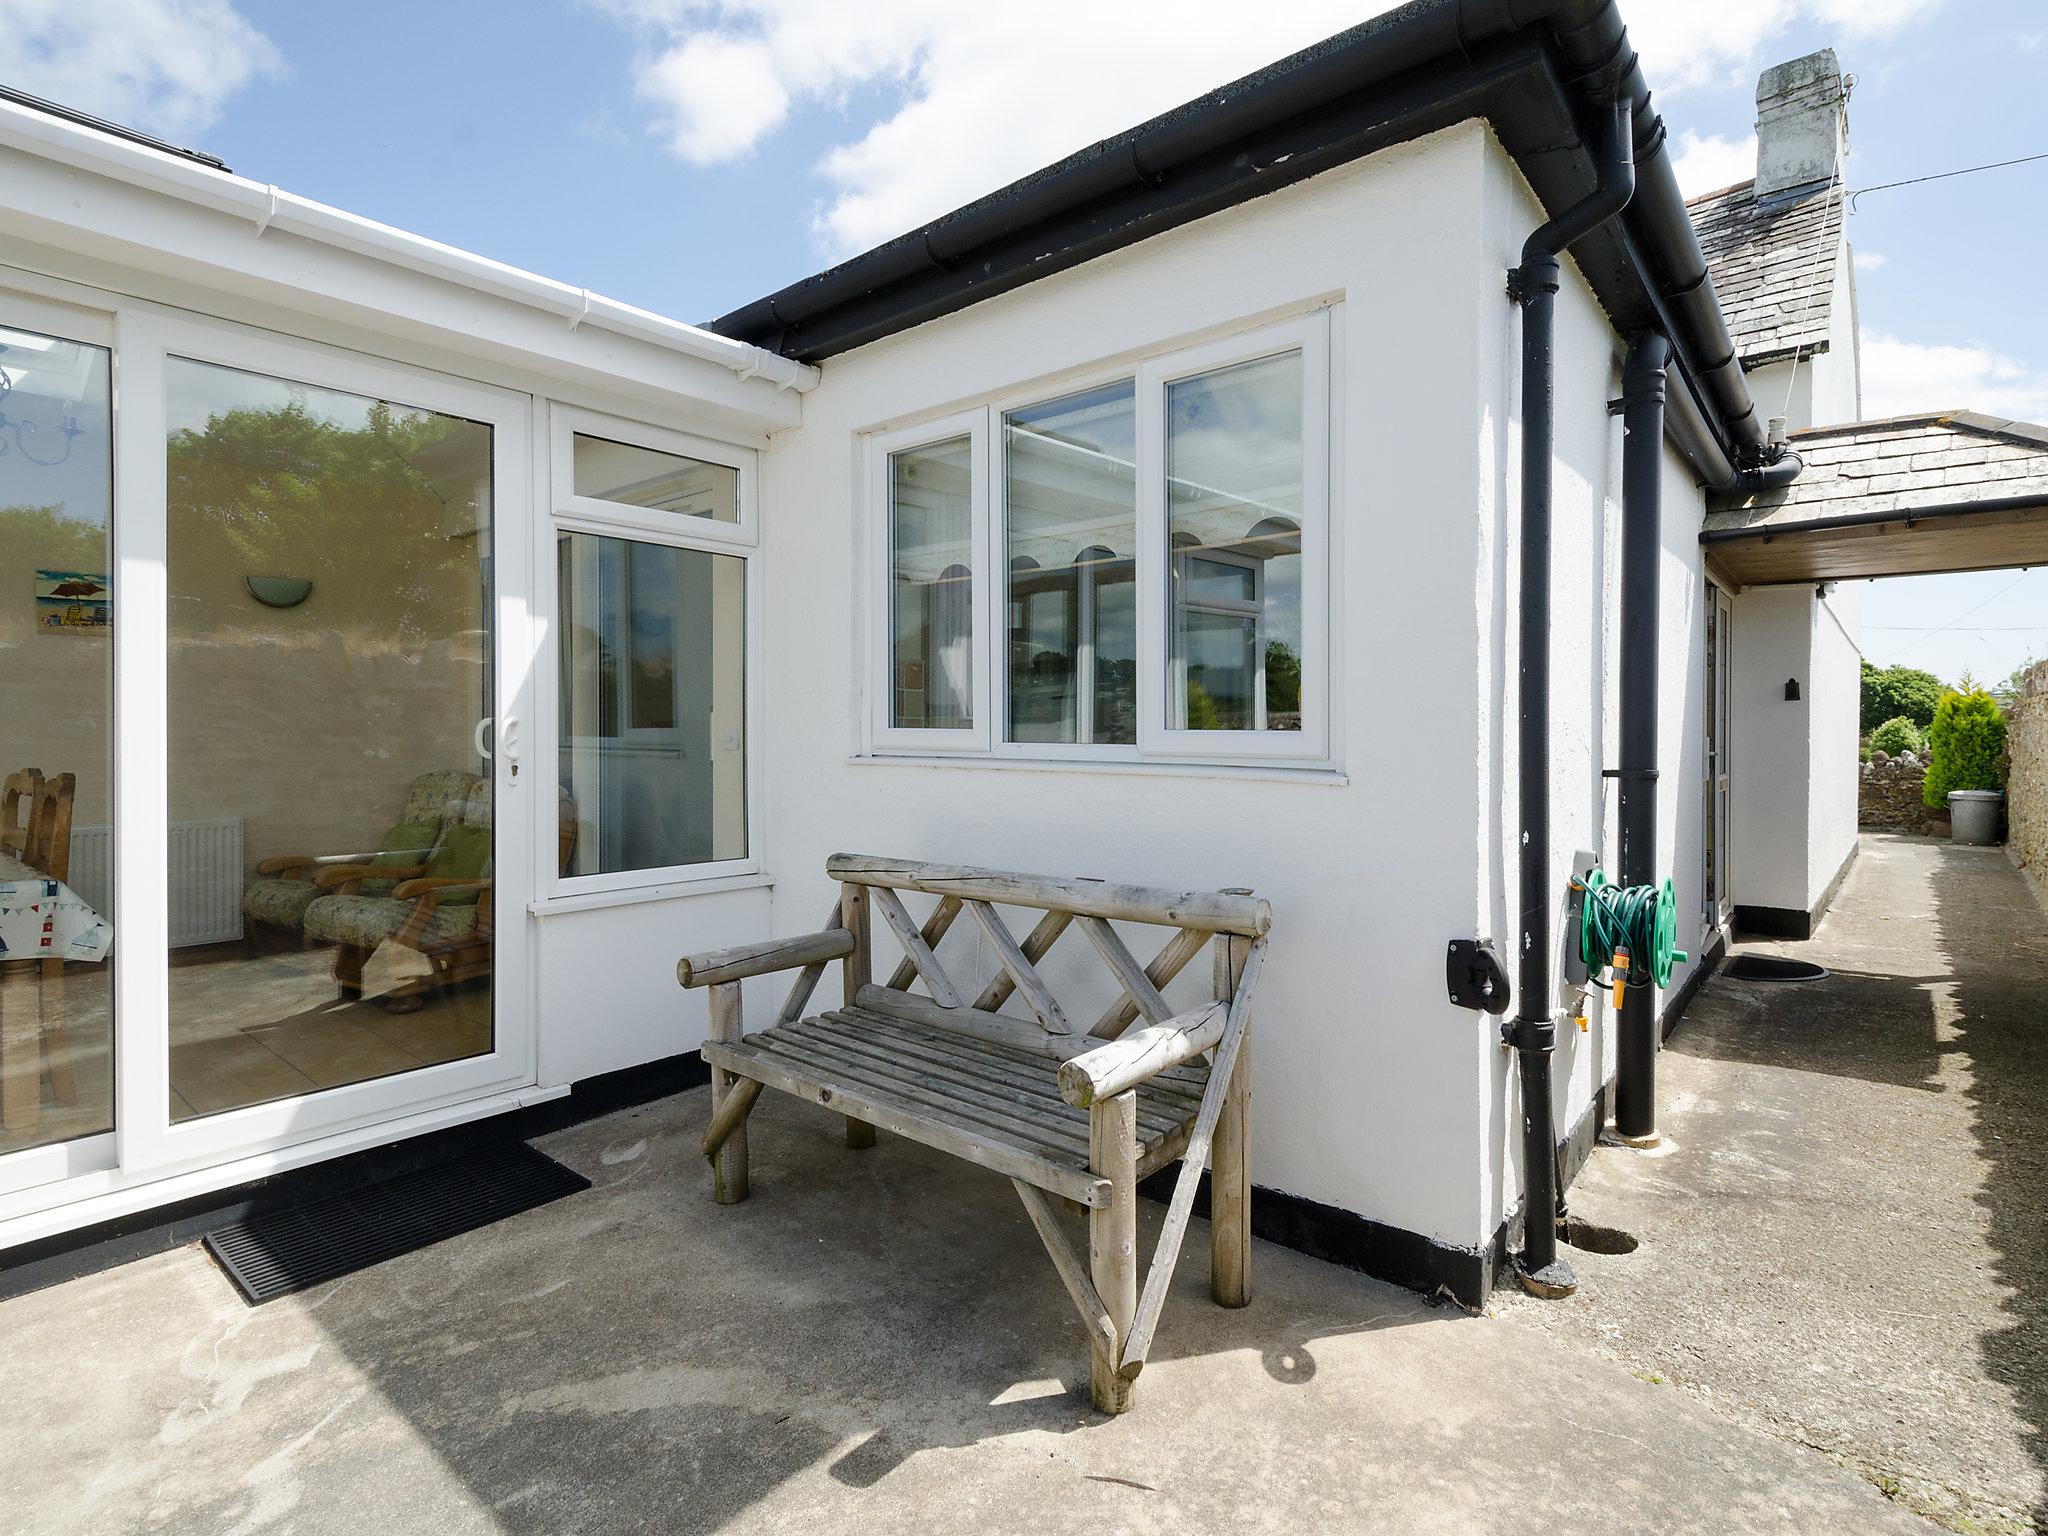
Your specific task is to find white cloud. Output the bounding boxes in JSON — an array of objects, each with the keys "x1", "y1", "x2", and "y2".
[
  {"x1": 1861, "y1": 333, "x2": 2048, "y2": 425},
  {"x1": 1672, "y1": 131, "x2": 1758, "y2": 198},
  {"x1": 596, "y1": 0, "x2": 1943, "y2": 258},
  {"x1": 1853, "y1": 249, "x2": 1886, "y2": 271},
  {"x1": 0, "y1": 0, "x2": 282, "y2": 141}
]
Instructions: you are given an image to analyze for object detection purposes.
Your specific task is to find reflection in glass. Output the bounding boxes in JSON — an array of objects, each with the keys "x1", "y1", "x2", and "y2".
[
  {"x1": 166, "y1": 358, "x2": 495, "y2": 1121},
  {"x1": 0, "y1": 322, "x2": 115, "y2": 1155},
  {"x1": 1004, "y1": 382, "x2": 1137, "y2": 745},
  {"x1": 1166, "y1": 351, "x2": 1304, "y2": 732},
  {"x1": 572, "y1": 433, "x2": 738, "y2": 522},
  {"x1": 558, "y1": 533, "x2": 747, "y2": 873},
  {"x1": 889, "y1": 436, "x2": 973, "y2": 730}
]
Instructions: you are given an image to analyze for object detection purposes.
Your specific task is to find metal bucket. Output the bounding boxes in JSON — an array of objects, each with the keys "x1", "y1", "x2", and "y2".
[{"x1": 1949, "y1": 789, "x2": 2005, "y2": 846}]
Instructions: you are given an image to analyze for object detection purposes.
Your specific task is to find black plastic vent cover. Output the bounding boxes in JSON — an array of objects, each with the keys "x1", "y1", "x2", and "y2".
[
  {"x1": 1722, "y1": 955, "x2": 1830, "y2": 983},
  {"x1": 203, "y1": 1141, "x2": 590, "y2": 1304}
]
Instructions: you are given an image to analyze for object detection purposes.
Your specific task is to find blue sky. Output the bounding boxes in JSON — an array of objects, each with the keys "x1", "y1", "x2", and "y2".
[{"x1": 7, "y1": 0, "x2": 2044, "y2": 685}]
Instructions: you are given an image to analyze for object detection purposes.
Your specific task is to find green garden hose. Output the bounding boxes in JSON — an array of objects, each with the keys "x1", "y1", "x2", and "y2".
[{"x1": 1573, "y1": 869, "x2": 1689, "y2": 989}]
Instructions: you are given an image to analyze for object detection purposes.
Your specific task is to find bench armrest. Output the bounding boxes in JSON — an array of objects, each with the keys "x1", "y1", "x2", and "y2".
[
  {"x1": 677, "y1": 929, "x2": 855, "y2": 989},
  {"x1": 1058, "y1": 1002, "x2": 1228, "y2": 1108}
]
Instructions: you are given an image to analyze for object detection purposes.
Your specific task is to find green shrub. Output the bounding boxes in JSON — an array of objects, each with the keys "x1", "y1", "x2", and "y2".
[
  {"x1": 1868, "y1": 716, "x2": 1922, "y2": 757},
  {"x1": 1861, "y1": 661, "x2": 1946, "y2": 732},
  {"x1": 1923, "y1": 690, "x2": 2007, "y2": 808}
]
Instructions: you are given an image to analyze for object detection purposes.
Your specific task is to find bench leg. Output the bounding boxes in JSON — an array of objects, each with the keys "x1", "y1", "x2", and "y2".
[
  {"x1": 707, "y1": 982, "x2": 749, "y2": 1204},
  {"x1": 844, "y1": 1117, "x2": 876, "y2": 1149},
  {"x1": 1088, "y1": 1091, "x2": 1139, "y2": 1414},
  {"x1": 1210, "y1": 1030, "x2": 1251, "y2": 1308},
  {"x1": 1210, "y1": 935, "x2": 1253, "y2": 1308}
]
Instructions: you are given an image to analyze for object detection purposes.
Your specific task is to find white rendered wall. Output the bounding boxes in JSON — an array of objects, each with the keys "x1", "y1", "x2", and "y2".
[
  {"x1": 755, "y1": 123, "x2": 1506, "y2": 1257},
  {"x1": 1730, "y1": 584, "x2": 1819, "y2": 914},
  {"x1": 1725, "y1": 583, "x2": 1863, "y2": 924},
  {"x1": 1807, "y1": 582, "x2": 1863, "y2": 906}
]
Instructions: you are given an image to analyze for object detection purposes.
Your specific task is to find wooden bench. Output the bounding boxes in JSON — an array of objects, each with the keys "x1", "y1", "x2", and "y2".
[{"x1": 677, "y1": 853, "x2": 1271, "y2": 1414}]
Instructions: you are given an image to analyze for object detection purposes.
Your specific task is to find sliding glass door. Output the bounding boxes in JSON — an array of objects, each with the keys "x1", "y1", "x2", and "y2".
[
  {"x1": 163, "y1": 357, "x2": 500, "y2": 1120},
  {"x1": 116, "y1": 314, "x2": 535, "y2": 1176},
  {"x1": 0, "y1": 300, "x2": 116, "y2": 1179},
  {"x1": 0, "y1": 283, "x2": 537, "y2": 1204}
]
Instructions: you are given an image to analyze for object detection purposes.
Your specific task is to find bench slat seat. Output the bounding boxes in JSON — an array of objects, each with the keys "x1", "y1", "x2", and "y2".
[{"x1": 702, "y1": 1007, "x2": 1207, "y2": 1209}]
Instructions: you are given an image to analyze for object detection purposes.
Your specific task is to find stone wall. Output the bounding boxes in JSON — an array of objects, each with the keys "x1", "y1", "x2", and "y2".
[
  {"x1": 1860, "y1": 750, "x2": 1949, "y2": 835},
  {"x1": 2009, "y1": 659, "x2": 2048, "y2": 881}
]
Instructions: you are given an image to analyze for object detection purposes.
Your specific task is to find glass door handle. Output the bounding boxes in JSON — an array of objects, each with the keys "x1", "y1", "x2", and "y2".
[{"x1": 474, "y1": 717, "x2": 521, "y2": 776}]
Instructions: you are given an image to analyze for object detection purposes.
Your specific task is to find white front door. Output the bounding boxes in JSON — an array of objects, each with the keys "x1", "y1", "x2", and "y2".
[{"x1": 0, "y1": 282, "x2": 538, "y2": 1208}]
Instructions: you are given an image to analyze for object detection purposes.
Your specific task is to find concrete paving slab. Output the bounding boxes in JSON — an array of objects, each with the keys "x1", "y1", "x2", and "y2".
[
  {"x1": 3, "y1": 1085, "x2": 1932, "y2": 1534},
  {"x1": 1505, "y1": 834, "x2": 2047, "y2": 1535}
]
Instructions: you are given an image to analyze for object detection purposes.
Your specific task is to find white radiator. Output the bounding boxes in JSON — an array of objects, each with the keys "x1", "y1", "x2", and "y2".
[{"x1": 67, "y1": 817, "x2": 246, "y2": 948}]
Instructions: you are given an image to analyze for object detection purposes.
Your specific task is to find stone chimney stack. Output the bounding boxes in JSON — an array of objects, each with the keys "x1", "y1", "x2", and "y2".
[{"x1": 1754, "y1": 48, "x2": 1849, "y2": 200}]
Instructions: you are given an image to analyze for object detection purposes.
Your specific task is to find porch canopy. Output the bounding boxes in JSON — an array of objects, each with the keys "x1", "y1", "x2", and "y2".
[{"x1": 1702, "y1": 412, "x2": 2048, "y2": 585}]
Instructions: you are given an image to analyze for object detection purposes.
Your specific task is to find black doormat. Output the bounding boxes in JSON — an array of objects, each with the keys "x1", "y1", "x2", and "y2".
[
  {"x1": 1722, "y1": 955, "x2": 1830, "y2": 983},
  {"x1": 203, "y1": 1141, "x2": 590, "y2": 1304}
]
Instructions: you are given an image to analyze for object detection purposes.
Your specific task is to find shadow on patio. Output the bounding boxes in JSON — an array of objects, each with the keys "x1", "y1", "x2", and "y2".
[{"x1": 0, "y1": 1053, "x2": 1939, "y2": 1533}]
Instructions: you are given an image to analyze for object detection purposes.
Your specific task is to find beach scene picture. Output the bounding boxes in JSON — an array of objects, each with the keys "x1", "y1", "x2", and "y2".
[{"x1": 35, "y1": 569, "x2": 110, "y2": 634}]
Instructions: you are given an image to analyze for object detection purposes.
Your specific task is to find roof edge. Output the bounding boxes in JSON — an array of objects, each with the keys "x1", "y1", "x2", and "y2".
[
  {"x1": 704, "y1": 0, "x2": 1777, "y2": 476},
  {"x1": 0, "y1": 91, "x2": 819, "y2": 394}
]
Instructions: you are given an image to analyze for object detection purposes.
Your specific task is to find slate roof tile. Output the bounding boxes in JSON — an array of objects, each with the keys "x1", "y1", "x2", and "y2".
[{"x1": 1687, "y1": 178, "x2": 1847, "y2": 368}]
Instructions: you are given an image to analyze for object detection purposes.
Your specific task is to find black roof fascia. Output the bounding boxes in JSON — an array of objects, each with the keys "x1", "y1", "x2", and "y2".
[
  {"x1": 706, "y1": 1, "x2": 1770, "y2": 478},
  {"x1": 0, "y1": 84, "x2": 230, "y2": 172},
  {"x1": 720, "y1": 36, "x2": 1547, "y2": 360}
]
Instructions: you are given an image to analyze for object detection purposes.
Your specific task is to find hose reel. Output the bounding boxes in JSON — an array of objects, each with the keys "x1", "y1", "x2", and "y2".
[{"x1": 1566, "y1": 868, "x2": 1688, "y2": 1016}]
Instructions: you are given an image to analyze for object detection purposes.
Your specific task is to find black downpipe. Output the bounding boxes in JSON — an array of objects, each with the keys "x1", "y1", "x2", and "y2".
[
  {"x1": 1507, "y1": 91, "x2": 1636, "y2": 1298},
  {"x1": 1614, "y1": 331, "x2": 1670, "y2": 1142}
]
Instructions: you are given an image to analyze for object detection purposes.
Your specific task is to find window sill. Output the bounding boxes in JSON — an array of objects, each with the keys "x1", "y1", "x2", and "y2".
[
  {"x1": 848, "y1": 752, "x2": 1348, "y2": 787},
  {"x1": 528, "y1": 870, "x2": 775, "y2": 917}
]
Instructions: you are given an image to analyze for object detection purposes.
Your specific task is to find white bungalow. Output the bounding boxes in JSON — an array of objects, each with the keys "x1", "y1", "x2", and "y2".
[{"x1": 5, "y1": 7, "x2": 2045, "y2": 1310}]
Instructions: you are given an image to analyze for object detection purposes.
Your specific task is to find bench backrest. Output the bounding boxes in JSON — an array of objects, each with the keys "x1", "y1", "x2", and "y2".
[{"x1": 823, "y1": 853, "x2": 1268, "y2": 1060}]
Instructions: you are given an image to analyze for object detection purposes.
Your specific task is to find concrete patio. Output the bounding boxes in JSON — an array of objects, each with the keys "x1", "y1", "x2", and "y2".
[
  {"x1": 1508, "y1": 834, "x2": 2048, "y2": 1534},
  {"x1": 2, "y1": 1083, "x2": 1931, "y2": 1534}
]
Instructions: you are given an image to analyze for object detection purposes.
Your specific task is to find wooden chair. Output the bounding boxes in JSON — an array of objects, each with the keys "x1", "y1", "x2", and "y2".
[
  {"x1": 0, "y1": 770, "x2": 80, "y2": 1128},
  {"x1": 678, "y1": 853, "x2": 1269, "y2": 1415},
  {"x1": 1, "y1": 768, "x2": 44, "y2": 861}
]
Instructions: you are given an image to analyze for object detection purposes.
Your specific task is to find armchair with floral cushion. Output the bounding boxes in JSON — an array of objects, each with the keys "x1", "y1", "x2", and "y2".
[
  {"x1": 300, "y1": 786, "x2": 575, "y2": 1014},
  {"x1": 242, "y1": 770, "x2": 486, "y2": 947}
]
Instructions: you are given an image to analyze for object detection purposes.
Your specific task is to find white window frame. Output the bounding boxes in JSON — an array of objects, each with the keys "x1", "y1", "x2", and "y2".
[
  {"x1": 552, "y1": 406, "x2": 757, "y2": 549},
  {"x1": 545, "y1": 404, "x2": 763, "y2": 897},
  {"x1": 860, "y1": 310, "x2": 1331, "y2": 768},
  {"x1": 1138, "y1": 314, "x2": 1329, "y2": 761},
  {"x1": 867, "y1": 409, "x2": 994, "y2": 755}
]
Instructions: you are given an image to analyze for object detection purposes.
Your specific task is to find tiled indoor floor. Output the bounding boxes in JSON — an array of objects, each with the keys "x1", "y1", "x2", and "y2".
[{"x1": 0, "y1": 941, "x2": 489, "y2": 1154}]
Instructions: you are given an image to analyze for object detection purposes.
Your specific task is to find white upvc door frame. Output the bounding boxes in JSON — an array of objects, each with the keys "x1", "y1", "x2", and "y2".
[{"x1": 102, "y1": 304, "x2": 540, "y2": 1189}]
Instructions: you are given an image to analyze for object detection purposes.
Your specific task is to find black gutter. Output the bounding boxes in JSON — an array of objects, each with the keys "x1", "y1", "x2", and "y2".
[
  {"x1": 1503, "y1": 89, "x2": 1635, "y2": 1301},
  {"x1": 0, "y1": 83, "x2": 230, "y2": 172},
  {"x1": 1613, "y1": 331, "x2": 1670, "y2": 1142},
  {"x1": 708, "y1": 0, "x2": 1787, "y2": 479}
]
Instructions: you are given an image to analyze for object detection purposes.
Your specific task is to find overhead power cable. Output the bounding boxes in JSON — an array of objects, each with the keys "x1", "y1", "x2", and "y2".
[
  {"x1": 1849, "y1": 151, "x2": 2048, "y2": 211},
  {"x1": 1878, "y1": 569, "x2": 2036, "y2": 662}
]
